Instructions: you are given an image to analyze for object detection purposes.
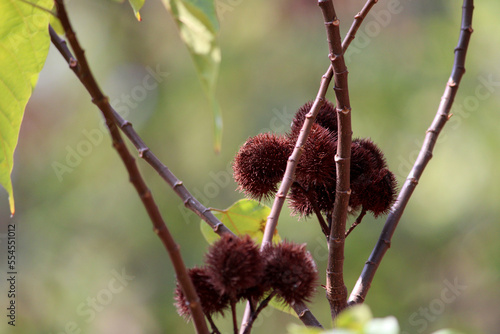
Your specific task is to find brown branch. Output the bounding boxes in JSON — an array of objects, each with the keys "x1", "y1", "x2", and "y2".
[
  {"x1": 319, "y1": 0, "x2": 352, "y2": 319},
  {"x1": 342, "y1": 0, "x2": 380, "y2": 51},
  {"x1": 348, "y1": 0, "x2": 474, "y2": 305},
  {"x1": 319, "y1": 0, "x2": 380, "y2": 91},
  {"x1": 52, "y1": 2, "x2": 210, "y2": 333},
  {"x1": 345, "y1": 208, "x2": 367, "y2": 238}
]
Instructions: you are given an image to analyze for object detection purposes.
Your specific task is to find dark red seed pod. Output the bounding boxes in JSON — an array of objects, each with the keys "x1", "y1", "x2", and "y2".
[
  {"x1": 205, "y1": 235, "x2": 265, "y2": 301},
  {"x1": 294, "y1": 123, "x2": 337, "y2": 189},
  {"x1": 290, "y1": 100, "x2": 338, "y2": 137},
  {"x1": 174, "y1": 266, "x2": 229, "y2": 320},
  {"x1": 349, "y1": 138, "x2": 397, "y2": 216},
  {"x1": 262, "y1": 241, "x2": 318, "y2": 306},
  {"x1": 360, "y1": 168, "x2": 397, "y2": 217},
  {"x1": 233, "y1": 133, "x2": 292, "y2": 200},
  {"x1": 349, "y1": 139, "x2": 378, "y2": 211},
  {"x1": 288, "y1": 183, "x2": 336, "y2": 217}
]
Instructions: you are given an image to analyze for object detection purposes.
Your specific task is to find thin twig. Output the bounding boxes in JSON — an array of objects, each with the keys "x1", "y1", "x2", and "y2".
[
  {"x1": 322, "y1": 0, "x2": 380, "y2": 88},
  {"x1": 293, "y1": 182, "x2": 330, "y2": 237},
  {"x1": 342, "y1": 0, "x2": 379, "y2": 51},
  {"x1": 345, "y1": 208, "x2": 367, "y2": 238},
  {"x1": 319, "y1": 0, "x2": 352, "y2": 319},
  {"x1": 230, "y1": 301, "x2": 239, "y2": 334},
  {"x1": 348, "y1": 0, "x2": 474, "y2": 305},
  {"x1": 206, "y1": 315, "x2": 221, "y2": 334},
  {"x1": 241, "y1": 291, "x2": 277, "y2": 334},
  {"x1": 52, "y1": 2, "x2": 210, "y2": 333}
]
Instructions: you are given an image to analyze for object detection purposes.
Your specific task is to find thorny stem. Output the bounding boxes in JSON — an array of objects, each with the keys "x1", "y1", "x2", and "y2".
[
  {"x1": 52, "y1": 2, "x2": 210, "y2": 333},
  {"x1": 345, "y1": 209, "x2": 367, "y2": 238},
  {"x1": 348, "y1": 0, "x2": 474, "y2": 305},
  {"x1": 319, "y1": 0, "x2": 352, "y2": 319}
]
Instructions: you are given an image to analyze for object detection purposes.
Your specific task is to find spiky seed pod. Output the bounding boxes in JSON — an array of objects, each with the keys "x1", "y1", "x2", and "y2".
[
  {"x1": 287, "y1": 123, "x2": 337, "y2": 217},
  {"x1": 290, "y1": 100, "x2": 338, "y2": 137},
  {"x1": 233, "y1": 133, "x2": 292, "y2": 200},
  {"x1": 353, "y1": 138, "x2": 387, "y2": 170},
  {"x1": 349, "y1": 139, "x2": 379, "y2": 211},
  {"x1": 349, "y1": 138, "x2": 397, "y2": 216},
  {"x1": 288, "y1": 183, "x2": 336, "y2": 217},
  {"x1": 360, "y1": 168, "x2": 397, "y2": 217},
  {"x1": 205, "y1": 235, "x2": 265, "y2": 301},
  {"x1": 294, "y1": 123, "x2": 337, "y2": 189},
  {"x1": 262, "y1": 241, "x2": 318, "y2": 306},
  {"x1": 174, "y1": 266, "x2": 229, "y2": 320}
]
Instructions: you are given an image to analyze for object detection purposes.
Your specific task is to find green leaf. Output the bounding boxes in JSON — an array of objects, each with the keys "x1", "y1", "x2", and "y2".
[
  {"x1": 49, "y1": 14, "x2": 64, "y2": 35},
  {"x1": 128, "y1": 0, "x2": 145, "y2": 21},
  {"x1": 161, "y1": 0, "x2": 222, "y2": 152},
  {"x1": 200, "y1": 199, "x2": 280, "y2": 244},
  {"x1": 431, "y1": 330, "x2": 465, "y2": 334},
  {"x1": 0, "y1": 0, "x2": 53, "y2": 215},
  {"x1": 108, "y1": 0, "x2": 145, "y2": 21},
  {"x1": 267, "y1": 292, "x2": 297, "y2": 317}
]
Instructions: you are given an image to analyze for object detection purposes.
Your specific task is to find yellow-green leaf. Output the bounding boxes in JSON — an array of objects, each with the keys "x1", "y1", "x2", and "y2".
[
  {"x1": 0, "y1": 0, "x2": 53, "y2": 215},
  {"x1": 200, "y1": 199, "x2": 280, "y2": 244},
  {"x1": 268, "y1": 294, "x2": 297, "y2": 317},
  {"x1": 109, "y1": 0, "x2": 145, "y2": 21},
  {"x1": 161, "y1": 0, "x2": 222, "y2": 152},
  {"x1": 128, "y1": 0, "x2": 145, "y2": 21},
  {"x1": 49, "y1": 13, "x2": 64, "y2": 35}
]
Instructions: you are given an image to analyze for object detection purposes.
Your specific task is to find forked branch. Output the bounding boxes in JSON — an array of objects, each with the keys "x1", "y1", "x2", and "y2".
[{"x1": 348, "y1": 0, "x2": 474, "y2": 305}]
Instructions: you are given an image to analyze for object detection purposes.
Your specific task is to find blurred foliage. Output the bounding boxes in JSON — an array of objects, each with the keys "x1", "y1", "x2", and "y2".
[{"x1": 0, "y1": 0, "x2": 499, "y2": 333}]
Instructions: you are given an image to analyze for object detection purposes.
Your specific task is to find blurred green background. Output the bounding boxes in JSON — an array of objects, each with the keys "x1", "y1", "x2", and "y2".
[{"x1": 1, "y1": 0, "x2": 499, "y2": 333}]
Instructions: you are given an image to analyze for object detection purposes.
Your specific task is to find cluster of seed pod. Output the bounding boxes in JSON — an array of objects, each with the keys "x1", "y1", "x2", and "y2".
[
  {"x1": 233, "y1": 100, "x2": 397, "y2": 218},
  {"x1": 174, "y1": 235, "x2": 318, "y2": 321}
]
